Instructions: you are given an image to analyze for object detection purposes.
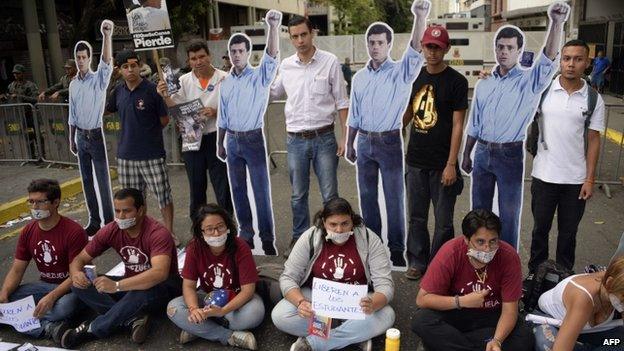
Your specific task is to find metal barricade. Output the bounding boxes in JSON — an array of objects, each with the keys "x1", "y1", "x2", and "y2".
[
  {"x1": 36, "y1": 103, "x2": 76, "y2": 165},
  {"x1": 0, "y1": 103, "x2": 41, "y2": 163},
  {"x1": 596, "y1": 102, "x2": 624, "y2": 198}
]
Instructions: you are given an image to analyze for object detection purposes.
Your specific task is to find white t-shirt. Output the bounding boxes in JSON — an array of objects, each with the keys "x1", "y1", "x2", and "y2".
[
  {"x1": 531, "y1": 76, "x2": 605, "y2": 184},
  {"x1": 127, "y1": 6, "x2": 171, "y2": 33},
  {"x1": 170, "y1": 68, "x2": 228, "y2": 134}
]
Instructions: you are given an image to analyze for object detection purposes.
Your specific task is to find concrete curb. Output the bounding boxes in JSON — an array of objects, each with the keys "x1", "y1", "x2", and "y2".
[{"x1": 0, "y1": 169, "x2": 118, "y2": 226}]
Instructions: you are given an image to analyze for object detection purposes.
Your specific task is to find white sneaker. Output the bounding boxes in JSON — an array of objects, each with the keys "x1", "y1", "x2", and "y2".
[
  {"x1": 290, "y1": 337, "x2": 312, "y2": 351},
  {"x1": 359, "y1": 339, "x2": 372, "y2": 351},
  {"x1": 228, "y1": 331, "x2": 257, "y2": 350},
  {"x1": 179, "y1": 330, "x2": 197, "y2": 344}
]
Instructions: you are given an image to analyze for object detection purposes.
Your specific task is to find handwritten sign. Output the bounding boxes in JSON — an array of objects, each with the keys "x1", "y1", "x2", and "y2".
[
  {"x1": 0, "y1": 296, "x2": 41, "y2": 332},
  {"x1": 311, "y1": 278, "x2": 367, "y2": 320}
]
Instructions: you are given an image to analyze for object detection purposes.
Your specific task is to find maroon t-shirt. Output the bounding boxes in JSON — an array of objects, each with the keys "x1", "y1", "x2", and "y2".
[
  {"x1": 420, "y1": 237, "x2": 522, "y2": 309},
  {"x1": 85, "y1": 216, "x2": 177, "y2": 278},
  {"x1": 182, "y1": 237, "x2": 258, "y2": 294},
  {"x1": 311, "y1": 235, "x2": 367, "y2": 285},
  {"x1": 15, "y1": 216, "x2": 88, "y2": 284}
]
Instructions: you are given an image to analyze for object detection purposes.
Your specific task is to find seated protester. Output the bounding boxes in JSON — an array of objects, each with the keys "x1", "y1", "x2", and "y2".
[
  {"x1": 272, "y1": 197, "x2": 395, "y2": 351},
  {"x1": 0, "y1": 179, "x2": 87, "y2": 343},
  {"x1": 61, "y1": 188, "x2": 181, "y2": 348},
  {"x1": 167, "y1": 204, "x2": 262, "y2": 350},
  {"x1": 533, "y1": 256, "x2": 624, "y2": 351},
  {"x1": 412, "y1": 209, "x2": 533, "y2": 351}
]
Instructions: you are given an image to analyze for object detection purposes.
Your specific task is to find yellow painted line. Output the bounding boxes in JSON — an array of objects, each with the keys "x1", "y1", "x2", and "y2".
[
  {"x1": 0, "y1": 168, "x2": 118, "y2": 230},
  {"x1": 604, "y1": 127, "x2": 624, "y2": 146}
]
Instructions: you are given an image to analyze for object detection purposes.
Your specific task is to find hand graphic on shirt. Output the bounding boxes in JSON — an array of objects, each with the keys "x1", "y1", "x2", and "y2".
[
  {"x1": 213, "y1": 266, "x2": 224, "y2": 288},
  {"x1": 42, "y1": 243, "x2": 52, "y2": 263},
  {"x1": 127, "y1": 248, "x2": 139, "y2": 264},
  {"x1": 333, "y1": 257, "x2": 346, "y2": 280}
]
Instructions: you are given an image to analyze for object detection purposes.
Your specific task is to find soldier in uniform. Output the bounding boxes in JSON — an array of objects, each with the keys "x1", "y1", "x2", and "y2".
[
  {"x1": 2, "y1": 64, "x2": 38, "y2": 104},
  {"x1": 38, "y1": 59, "x2": 77, "y2": 102}
]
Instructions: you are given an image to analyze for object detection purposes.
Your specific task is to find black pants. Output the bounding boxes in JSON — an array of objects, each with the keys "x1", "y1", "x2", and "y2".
[
  {"x1": 406, "y1": 165, "x2": 463, "y2": 271},
  {"x1": 412, "y1": 308, "x2": 534, "y2": 351},
  {"x1": 182, "y1": 132, "x2": 233, "y2": 217},
  {"x1": 528, "y1": 177, "x2": 586, "y2": 272}
]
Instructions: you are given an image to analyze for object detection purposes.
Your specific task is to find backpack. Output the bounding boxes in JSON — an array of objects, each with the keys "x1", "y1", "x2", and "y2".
[
  {"x1": 521, "y1": 260, "x2": 574, "y2": 313},
  {"x1": 255, "y1": 263, "x2": 285, "y2": 312},
  {"x1": 526, "y1": 80, "x2": 598, "y2": 157}
]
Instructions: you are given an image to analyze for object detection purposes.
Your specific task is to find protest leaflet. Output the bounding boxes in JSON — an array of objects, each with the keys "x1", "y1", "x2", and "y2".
[
  {"x1": 0, "y1": 296, "x2": 40, "y2": 332},
  {"x1": 123, "y1": 0, "x2": 174, "y2": 51},
  {"x1": 311, "y1": 278, "x2": 368, "y2": 320},
  {"x1": 162, "y1": 64, "x2": 180, "y2": 95},
  {"x1": 168, "y1": 99, "x2": 205, "y2": 152}
]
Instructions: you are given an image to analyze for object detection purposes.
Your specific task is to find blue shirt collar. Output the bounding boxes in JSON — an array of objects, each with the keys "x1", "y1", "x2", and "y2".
[
  {"x1": 231, "y1": 65, "x2": 252, "y2": 78},
  {"x1": 122, "y1": 78, "x2": 148, "y2": 92},
  {"x1": 366, "y1": 57, "x2": 392, "y2": 72},
  {"x1": 493, "y1": 64, "x2": 522, "y2": 79},
  {"x1": 77, "y1": 70, "x2": 94, "y2": 81}
]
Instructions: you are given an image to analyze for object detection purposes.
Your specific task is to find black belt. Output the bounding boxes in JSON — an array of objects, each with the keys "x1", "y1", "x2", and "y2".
[
  {"x1": 288, "y1": 124, "x2": 334, "y2": 139},
  {"x1": 76, "y1": 127, "x2": 102, "y2": 137},
  {"x1": 227, "y1": 128, "x2": 262, "y2": 137},
  {"x1": 358, "y1": 129, "x2": 400, "y2": 137},
  {"x1": 477, "y1": 139, "x2": 523, "y2": 148}
]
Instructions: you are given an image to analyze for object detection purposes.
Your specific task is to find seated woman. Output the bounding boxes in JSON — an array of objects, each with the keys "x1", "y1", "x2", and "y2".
[
  {"x1": 534, "y1": 256, "x2": 624, "y2": 351},
  {"x1": 167, "y1": 204, "x2": 263, "y2": 350},
  {"x1": 412, "y1": 209, "x2": 534, "y2": 351},
  {"x1": 271, "y1": 197, "x2": 395, "y2": 351}
]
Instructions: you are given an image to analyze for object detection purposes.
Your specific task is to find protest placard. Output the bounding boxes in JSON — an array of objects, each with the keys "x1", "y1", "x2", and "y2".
[
  {"x1": 168, "y1": 99, "x2": 205, "y2": 152},
  {"x1": 311, "y1": 278, "x2": 367, "y2": 320},
  {"x1": 0, "y1": 296, "x2": 41, "y2": 332},
  {"x1": 123, "y1": 0, "x2": 174, "y2": 51}
]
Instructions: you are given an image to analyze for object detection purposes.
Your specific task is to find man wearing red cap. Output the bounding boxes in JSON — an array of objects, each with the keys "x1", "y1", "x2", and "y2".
[{"x1": 402, "y1": 25, "x2": 468, "y2": 280}]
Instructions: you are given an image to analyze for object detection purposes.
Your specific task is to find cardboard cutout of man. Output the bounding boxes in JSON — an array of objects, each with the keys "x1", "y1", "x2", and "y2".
[
  {"x1": 461, "y1": 2, "x2": 569, "y2": 249},
  {"x1": 68, "y1": 20, "x2": 115, "y2": 237},
  {"x1": 217, "y1": 10, "x2": 282, "y2": 256},
  {"x1": 345, "y1": 0, "x2": 430, "y2": 268}
]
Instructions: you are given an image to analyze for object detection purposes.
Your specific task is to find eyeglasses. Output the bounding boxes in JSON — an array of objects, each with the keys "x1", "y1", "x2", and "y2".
[
  {"x1": 201, "y1": 224, "x2": 228, "y2": 235},
  {"x1": 26, "y1": 199, "x2": 51, "y2": 206}
]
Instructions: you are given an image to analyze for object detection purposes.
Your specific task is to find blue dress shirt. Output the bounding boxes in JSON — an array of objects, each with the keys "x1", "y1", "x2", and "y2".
[
  {"x1": 68, "y1": 59, "x2": 112, "y2": 130},
  {"x1": 348, "y1": 46, "x2": 424, "y2": 132},
  {"x1": 218, "y1": 53, "x2": 278, "y2": 132},
  {"x1": 467, "y1": 52, "x2": 557, "y2": 143}
]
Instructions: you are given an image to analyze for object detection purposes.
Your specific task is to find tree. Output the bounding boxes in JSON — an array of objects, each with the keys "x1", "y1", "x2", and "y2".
[
  {"x1": 375, "y1": 0, "x2": 414, "y2": 33},
  {"x1": 321, "y1": 0, "x2": 382, "y2": 35},
  {"x1": 168, "y1": 0, "x2": 213, "y2": 40}
]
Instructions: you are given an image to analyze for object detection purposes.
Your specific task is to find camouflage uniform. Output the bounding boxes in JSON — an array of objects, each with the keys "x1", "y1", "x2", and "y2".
[
  {"x1": 42, "y1": 75, "x2": 72, "y2": 102},
  {"x1": 7, "y1": 80, "x2": 38, "y2": 104}
]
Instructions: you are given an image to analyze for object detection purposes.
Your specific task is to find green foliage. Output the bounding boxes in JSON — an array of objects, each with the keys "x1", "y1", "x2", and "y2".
[
  {"x1": 169, "y1": 0, "x2": 213, "y2": 38},
  {"x1": 321, "y1": 0, "x2": 383, "y2": 35}
]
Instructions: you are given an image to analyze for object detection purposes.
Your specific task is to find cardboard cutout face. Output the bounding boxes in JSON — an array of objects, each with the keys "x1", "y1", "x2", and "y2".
[
  {"x1": 74, "y1": 40, "x2": 93, "y2": 76},
  {"x1": 228, "y1": 34, "x2": 252, "y2": 72},
  {"x1": 365, "y1": 22, "x2": 394, "y2": 66},
  {"x1": 493, "y1": 25, "x2": 526, "y2": 73}
]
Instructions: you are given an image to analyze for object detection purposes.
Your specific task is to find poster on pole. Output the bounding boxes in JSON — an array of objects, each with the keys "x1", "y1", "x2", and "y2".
[
  {"x1": 123, "y1": 0, "x2": 174, "y2": 51},
  {"x1": 0, "y1": 296, "x2": 40, "y2": 332}
]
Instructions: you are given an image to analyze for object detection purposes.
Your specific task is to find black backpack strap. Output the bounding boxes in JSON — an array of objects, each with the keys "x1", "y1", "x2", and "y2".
[
  {"x1": 582, "y1": 86, "x2": 599, "y2": 153},
  {"x1": 536, "y1": 80, "x2": 554, "y2": 149},
  {"x1": 309, "y1": 231, "x2": 315, "y2": 259}
]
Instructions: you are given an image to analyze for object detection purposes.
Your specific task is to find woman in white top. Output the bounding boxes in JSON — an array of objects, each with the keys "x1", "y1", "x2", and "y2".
[{"x1": 533, "y1": 257, "x2": 624, "y2": 350}]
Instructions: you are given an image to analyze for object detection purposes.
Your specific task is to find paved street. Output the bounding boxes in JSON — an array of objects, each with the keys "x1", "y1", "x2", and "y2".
[{"x1": 0, "y1": 98, "x2": 622, "y2": 350}]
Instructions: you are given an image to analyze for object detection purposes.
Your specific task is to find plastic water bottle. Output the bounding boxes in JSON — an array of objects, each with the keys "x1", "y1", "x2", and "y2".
[{"x1": 385, "y1": 328, "x2": 400, "y2": 351}]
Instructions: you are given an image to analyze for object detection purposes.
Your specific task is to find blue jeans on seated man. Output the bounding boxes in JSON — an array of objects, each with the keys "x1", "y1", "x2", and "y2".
[
  {"x1": 287, "y1": 131, "x2": 339, "y2": 239},
  {"x1": 226, "y1": 129, "x2": 274, "y2": 244},
  {"x1": 534, "y1": 324, "x2": 624, "y2": 351},
  {"x1": 71, "y1": 277, "x2": 180, "y2": 338},
  {"x1": 356, "y1": 131, "x2": 406, "y2": 255},
  {"x1": 271, "y1": 287, "x2": 395, "y2": 351},
  {"x1": 471, "y1": 141, "x2": 524, "y2": 249},
  {"x1": 9, "y1": 281, "x2": 82, "y2": 338},
  {"x1": 167, "y1": 292, "x2": 264, "y2": 345},
  {"x1": 76, "y1": 130, "x2": 114, "y2": 230}
]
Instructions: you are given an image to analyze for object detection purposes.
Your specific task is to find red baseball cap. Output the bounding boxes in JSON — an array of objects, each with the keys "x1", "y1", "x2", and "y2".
[{"x1": 422, "y1": 25, "x2": 449, "y2": 49}]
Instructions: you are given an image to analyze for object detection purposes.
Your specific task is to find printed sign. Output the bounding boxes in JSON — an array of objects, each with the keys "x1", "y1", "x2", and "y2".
[
  {"x1": 311, "y1": 278, "x2": 367, "y2": 320},
  {"x1": 123, "y1": 0, "x2": 174, "y2": 51},
  {"x1": 0, "y1": 296, "x2": 41, "y2": 332}
]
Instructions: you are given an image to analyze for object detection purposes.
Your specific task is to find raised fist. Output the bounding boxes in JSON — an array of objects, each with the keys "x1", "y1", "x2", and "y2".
[
  {"x1": 101, "y1": 19, "x2": 114, "y2": 37},
  {"x1": 265, "y1": 9, "x2": 282, "y2": 28},
  {"x1": 411, "y1": 0, "x2": 431, "y2": 18},
  {"x1": 548, "y1": 2, "x2": 570, "y2": 24}
]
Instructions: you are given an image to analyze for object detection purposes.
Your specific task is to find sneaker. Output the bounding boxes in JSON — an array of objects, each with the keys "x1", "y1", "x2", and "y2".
[
  {"x1": 290, "y1": 337, "x2": 312, "y2": 351},
  {"x1": 262, "y1": 241, "x2": 277, "y2": 256},
  {"x1": 359, "y1": 339, "x2": 372, "y2": 351},
  {"x1": 404, "y1": 267, "x2": 423, "y2": 280},
  {"x1": 228, "y1": 331, "x2": 257, "y2": 350},
  {"x1": 179, "y1": 330, "x2": 198, "y2": 344},
  {"x1": 61, "y1": 320, "x2": 93, "y2": 349},
  {"x1": 46, "y1": 320, "x2": 70, "y2": 344},
  {"x1": 283, "y1": 238, "x2": 297, "y2": 258},
  {"x1": 130, "y1": 314, "x2": 150, "y2": 344},
  {"x1": 390, "y1": 251, "x2": 407, "y2": 267}
]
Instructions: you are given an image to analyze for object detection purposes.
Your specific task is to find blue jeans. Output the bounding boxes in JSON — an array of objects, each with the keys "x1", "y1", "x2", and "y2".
[
  {"x1": 534, "y1": 324, "x2": 624, "y2": 351},
  {"x1": 167, "y1": 293, "x2": 264, "y2": 345},
  {"x1": 226, "y1": 129, "x2": 274, "y2": 243},
  {"x1": 71, "y1": 278, "x2": 179, "y2": 338},
  {"x1": 9, "y1": 282, "x2": 82, "y2": 338},
  {"x1": 76, "y1": 130, "x2": 114, "y2": 228},
  {"x1": 356, "y1": 131, "x2": 406, "y2": 252},
  {"x1": 287, "y1": 131, "x2": 339, "y2": 239},
  {"x1": 471, "y1": 141, "x2": 524, "y2": 249},
  {"x1": 271, "y1": 288, "x2": 395, "y2": 351}
]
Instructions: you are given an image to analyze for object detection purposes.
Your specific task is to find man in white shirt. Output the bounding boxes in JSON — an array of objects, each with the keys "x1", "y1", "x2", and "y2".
[
  {"x1": 270, "y1": 16, "x2": 349, "y2": 257},
  {"x1": 528, "y1": 39, "x2": 605, "y2": 274},
  {"x1": 127, "y1": 0, "x2": 171, "y2": 33},
  {"x1": 157, "y1": 40, "x2": 233, "y2": 219}
]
